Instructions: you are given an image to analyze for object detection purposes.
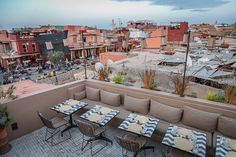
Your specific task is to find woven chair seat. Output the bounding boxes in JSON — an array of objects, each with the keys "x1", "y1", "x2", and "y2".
[
  {"x1": 123, "y1": 134, "x2": 146, "y2": 148},
  {"x1": 51, "y1": 117, "x2": 68, "y2": 128}
]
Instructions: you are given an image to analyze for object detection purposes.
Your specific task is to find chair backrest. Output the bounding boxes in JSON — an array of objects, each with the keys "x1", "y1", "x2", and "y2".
[
  {"x1": 37, "y1": 112, "x2": 54, "y2": 129},
  {"x1": 115, "y1": 136, "x2": 140, "y2": 153},
  {"x1": 75, "y1": 119, "x2": 95, "y2": 137}
]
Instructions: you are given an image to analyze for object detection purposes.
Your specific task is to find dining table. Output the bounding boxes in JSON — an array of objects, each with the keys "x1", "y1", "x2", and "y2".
[
  {"x1": 215, "y1": 135, "x2": 236, "y2": 157},
  {"x1": 80, "y1": 105, "x2": 120, "y2": 144},
  {"x1": 162, "y1": 124, "x2": 207, "y2": 157},
  {"x1": 118, "y1": 113, "x2": 159, "y2": 151},
  {"x1": 51, "y1": 99, "x2": 87, "y2": 135}
]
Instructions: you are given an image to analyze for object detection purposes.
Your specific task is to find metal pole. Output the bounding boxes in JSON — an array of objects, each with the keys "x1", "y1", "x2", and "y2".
[
  {"x1": 81, "y1": 32, "x2": 87, "y2": 79},
  {"x1": 180, "y1": 31, "x2": 191, "y2": 97}
]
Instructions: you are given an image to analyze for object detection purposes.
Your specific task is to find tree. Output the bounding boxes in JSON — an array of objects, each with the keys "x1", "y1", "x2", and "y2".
[{"x1": 47, "y1": 51, "x2": 64, "y2": 68}]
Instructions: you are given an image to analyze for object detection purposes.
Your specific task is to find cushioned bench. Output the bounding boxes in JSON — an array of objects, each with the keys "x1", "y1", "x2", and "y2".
[{"x1": 67, "y1": 85, "x2": 236, "y2": 156}]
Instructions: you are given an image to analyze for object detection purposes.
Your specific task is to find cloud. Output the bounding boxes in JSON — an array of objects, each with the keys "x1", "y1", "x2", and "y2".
[
  {"x1": 191, "y1": 9, "x2": 210, "y2": 12},
  {"x1": 113, "y1": 0, "x2": 229, "y2": 11}
]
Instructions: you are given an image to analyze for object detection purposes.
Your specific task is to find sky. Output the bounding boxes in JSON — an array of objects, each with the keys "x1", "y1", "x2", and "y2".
[{"x1": 0, "y1": 0, "x2": 235, "y2": 29}]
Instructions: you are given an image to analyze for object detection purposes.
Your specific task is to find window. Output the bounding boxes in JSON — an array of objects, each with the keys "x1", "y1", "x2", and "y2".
[
  {"x1": 83, "y1": 37, "x2": 86, "y2": 42},
  {"x1": 22, "y1": 44, "x2": 27, "y2": 53},
  {"x1": 32, "y1": 43, "x2": 36, "y2": 52},
  {"x1": 45, "y1": 42, "x2": 53, "y2": 50}
]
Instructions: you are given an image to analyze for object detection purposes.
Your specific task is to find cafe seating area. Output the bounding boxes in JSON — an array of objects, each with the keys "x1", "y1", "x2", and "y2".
[{"x1": 3, "y1": 79, "x2": 236, "y2": 157}]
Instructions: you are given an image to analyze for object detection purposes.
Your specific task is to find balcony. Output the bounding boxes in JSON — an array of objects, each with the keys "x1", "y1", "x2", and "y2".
[{"x1": 2, "y1": 79, "x2": 236, "y2": 157}]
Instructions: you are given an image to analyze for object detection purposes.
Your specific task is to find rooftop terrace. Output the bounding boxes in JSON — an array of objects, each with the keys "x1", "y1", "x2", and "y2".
[{"x1": 1, "y1": 79, "x2": 236, "y2": 157}]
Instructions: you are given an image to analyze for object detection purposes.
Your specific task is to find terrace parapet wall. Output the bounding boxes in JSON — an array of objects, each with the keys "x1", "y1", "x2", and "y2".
[{"x1": 3, "y1": 79, "x2": 236, "y2": 141}]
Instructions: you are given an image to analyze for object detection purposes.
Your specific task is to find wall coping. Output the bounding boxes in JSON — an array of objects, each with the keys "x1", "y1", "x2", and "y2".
[{"x1": 85, "y1": 79, "x2": 236, "y2": 111}]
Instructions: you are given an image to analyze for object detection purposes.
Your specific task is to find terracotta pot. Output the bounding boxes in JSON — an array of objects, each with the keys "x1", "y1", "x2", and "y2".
[{"x1": 0, "y1": 128, "x2": 11, "y2": 155}]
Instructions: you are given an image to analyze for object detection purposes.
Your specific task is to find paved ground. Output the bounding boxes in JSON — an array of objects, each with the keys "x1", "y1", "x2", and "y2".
[{"x1": 3, "y1": 126, "x2": 167, "y2": 157}]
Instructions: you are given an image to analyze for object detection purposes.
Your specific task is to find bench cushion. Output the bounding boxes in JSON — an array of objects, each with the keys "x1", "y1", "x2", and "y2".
[
  {"x1": 100, "y1": 90, "x2": 121, "y2": 107},
  {"x1": 217, "y1": 116, "x2": 236, "y2": 139},
  {"x1": 86, "y1": 87, "x2": 100, "y2": 101},
  {"x1": 124, "y1": 95, "x2": 149, "y2": 114},
  {"x1": 182, "y1": 106, "x2": 219, "y2": 132},
  {"x1": 150, "y1": 100, "x2": 183, "y2": 123},
  {"x1": 67, "y1": 84, "x2": 85, "y2": 99},
  {"x1": 74, "y1": 91, "x2": 86, "y2": 100}
]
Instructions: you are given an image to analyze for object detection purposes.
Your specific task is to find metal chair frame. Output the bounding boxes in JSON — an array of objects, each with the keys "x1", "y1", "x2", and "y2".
[
  {"x1": 38, "y1": 112, "x2": 72, "y2": 146},
  {"x1": 75, "y1": 119, "x2": 111, "y2": 156},
  {"x1": 116, "y1": 135, "x2": 153, "y2": 157}
]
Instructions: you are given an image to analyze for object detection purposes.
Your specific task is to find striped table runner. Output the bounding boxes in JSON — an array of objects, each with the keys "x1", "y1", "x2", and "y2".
[
  {"x1": 118, "y1": 113, "x2": 159, "y2": 138},
  {"x1": 51, "y1": 99, "x2": 87, "y2": 115},
  {"x1": 80, "y1": 105, "x2": 119, "y2": 126},
  {"x1": 216, "y1": 135, "x2": 236, "y2": 157},
  {"x1": 162, "y1": 124, "x2": 207, "y2": 157}
]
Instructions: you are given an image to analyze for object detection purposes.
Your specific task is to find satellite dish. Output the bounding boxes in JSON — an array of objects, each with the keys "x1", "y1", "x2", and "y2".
[
  {"x1": 107, "y1": 60, "x2": 113, "y2": 67},
  {"x1": 95, "y1": 62, "x2": 104, "y2": 72}
]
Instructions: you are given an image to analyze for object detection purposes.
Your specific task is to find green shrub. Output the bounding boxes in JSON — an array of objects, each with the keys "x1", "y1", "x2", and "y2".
[
  {"x1": 118, "y1": 71, "x2": 127, "y2": 76},
  {"x1": 205, "y1": 91, "x2": 225, "y2": 103},
  {"x1": 189, "y1": 91, "x2": 197, "y2": 98},
  {"x1": 150, "y1": 82, "x2": 158, "y2": 90},
  {"x1": 0, "y1": 106, "x2": 10, "y2": 128},
  {"x1": 112, "y1": 73, "x2": 124, "y2": 84}
]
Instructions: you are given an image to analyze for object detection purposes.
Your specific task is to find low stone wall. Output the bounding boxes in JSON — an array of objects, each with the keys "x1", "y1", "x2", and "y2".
[{"x1": 4, "y1": 80, "x2": 85, "y2": 140}]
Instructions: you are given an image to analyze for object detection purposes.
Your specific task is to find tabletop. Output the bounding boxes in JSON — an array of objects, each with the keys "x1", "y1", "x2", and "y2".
[
  {"x1": 162, "y1": 124, "x2": 207, "y2": 157},
  {"x1": 215, "y1": 135, "x2": 236, "y2": 157},
  {"x1": 80, "y1": 105, "x2": 120, "y2": 126},
  {"x1": 118, "y1": 113, "x2": 159, "y2": 138},
  {"x1": 51, "y1": 99, "x2": 87, "y2": 115}
]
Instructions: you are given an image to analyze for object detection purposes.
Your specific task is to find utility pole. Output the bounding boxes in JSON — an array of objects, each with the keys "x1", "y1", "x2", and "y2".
[
  {"x1": 80, "y1": 28, "x2": 87, "y2": 79},
  {"x1": 180, "y1": 30, "x2": 191, "y2": 97}
]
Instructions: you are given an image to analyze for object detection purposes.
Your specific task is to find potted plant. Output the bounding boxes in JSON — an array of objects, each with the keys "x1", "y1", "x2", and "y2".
[
  {"x1": 0, "y1": 106, "x2": 11, "y2": 154},
  {"x1": 0, "y1": 85, "x2": 17, "y2": 154}
]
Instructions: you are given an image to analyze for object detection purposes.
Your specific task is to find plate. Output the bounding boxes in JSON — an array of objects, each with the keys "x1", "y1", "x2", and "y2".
[
  {"x1": 178, "y1": 128, "x2": 192, "y2": 137},
  {"x1": 135, "y1": 115, "x2": 149, "y2": 124},
  {"x1": 229, "y1": 139, "x2": 236, "y2": 150},
  {"x1": 100, "y1": 107, "x2": 112, "y2": 115},
  {"x1": 128, "y1": 123, "x2": 142, "y2": 133},
  {"x1": 59, "y1": 105, "x2": 71, "y2": 112},
  {"x1": 174, "y1": 138, "x2": 193, "y2": 151},
  {"x1": 88, "y1": 114, "x2": 102, "y2": 122}
]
